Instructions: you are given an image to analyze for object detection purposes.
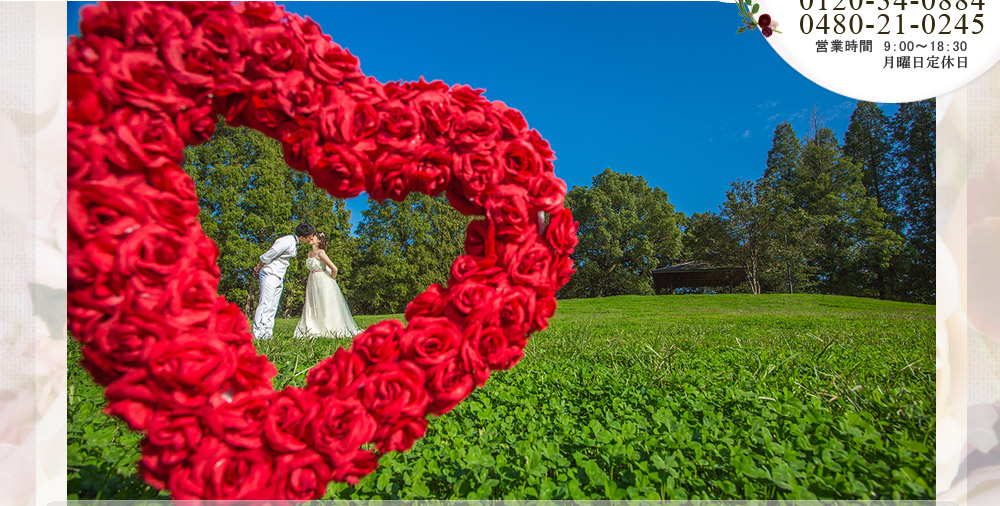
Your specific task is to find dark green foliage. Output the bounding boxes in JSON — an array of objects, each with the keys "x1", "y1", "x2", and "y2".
[
  {"x1": 844, "y1": 102, "x2": 902, "y2": 300},
  {"x1": 351, "y1": 193, "x2": 471, "y2": 315},
  {"x1": 682, "y1": 107, "x2": 932, "y2": 302},
  {"x1": 182, "y1": 119, "x2": 354, "y2": 318},
  {"x1": 561, "y1": 169, "x2": 682, "y2": 298},
  {"x1": 68, "y1": 295, "x2": 935, "y2": 500},
  {"x1": 891, "y1": 100, "x2": 936, "y2": 304}
]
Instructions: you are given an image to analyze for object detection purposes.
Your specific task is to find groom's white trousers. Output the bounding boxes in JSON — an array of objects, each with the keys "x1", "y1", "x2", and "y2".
[{"x1": 253, "y1": 271, "x2": 284, "y2": 340}]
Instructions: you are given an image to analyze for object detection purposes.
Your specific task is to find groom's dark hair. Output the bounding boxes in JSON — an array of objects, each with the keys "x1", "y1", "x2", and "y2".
[{"x1": 295, "y1": 223, "x2": 316, "y2": 238}]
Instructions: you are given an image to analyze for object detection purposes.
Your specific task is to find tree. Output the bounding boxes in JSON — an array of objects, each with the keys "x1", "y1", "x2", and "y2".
[
  {"x1": 183, "y1": 119, "x2": 354, "y2": 318},
  {"x1": 765, "y1": 122, "x2": 802, "y2": 181},
  {"x1": 793, "y1": 125, "x2": 902, "y2": 297},
  {"x1": 892, "y1": 99, "x2": 936, "y2": 303},
  {"x1": 679, "y1": 211, "x2": 729, "y2": 266},
  {"x1": 351, "y1": 193, "x2": 471, "y2": 315},
  {"x1": 844, "y1": 101, "x2": 899, "y2": 298},
  {"x1": 720, "y1": 179, "x2": 787, "y2": 294},
  {"x1": 561, "y1": 169, "x2": 682, "y2": 298},
  {"x1": 762, "y1": 122, "x2": 814, "y2": 294}
]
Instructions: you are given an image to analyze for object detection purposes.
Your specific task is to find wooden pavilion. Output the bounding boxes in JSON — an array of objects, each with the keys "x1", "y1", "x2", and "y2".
[{"x1": 652, "y1": 261, "x2": 747, "y2": 294}]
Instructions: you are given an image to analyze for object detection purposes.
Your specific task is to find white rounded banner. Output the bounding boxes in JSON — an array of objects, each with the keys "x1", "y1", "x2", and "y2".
[{"x1": 752, "y1": 0, "x2": 1000, "y2": 102}]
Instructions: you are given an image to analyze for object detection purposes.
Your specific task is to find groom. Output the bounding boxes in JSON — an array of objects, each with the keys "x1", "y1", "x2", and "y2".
[{"x1": 252, "y1": 223, "x2": 316, "y2": 340}]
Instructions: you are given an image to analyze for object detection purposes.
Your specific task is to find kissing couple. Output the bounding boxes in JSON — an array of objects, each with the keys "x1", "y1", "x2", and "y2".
[{"x1": 252, "y1": 223, "x2": 360, "y2": 340}]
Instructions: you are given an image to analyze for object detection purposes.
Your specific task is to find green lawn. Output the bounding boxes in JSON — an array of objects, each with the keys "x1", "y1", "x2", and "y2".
[{"x1": 68, "y1": 294, "x2": 935, "y2": 499}]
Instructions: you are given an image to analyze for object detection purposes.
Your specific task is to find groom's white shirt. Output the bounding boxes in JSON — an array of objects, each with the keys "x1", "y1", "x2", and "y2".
[{"x1": 260, "y1": 234, "x2": 298, "y2": 278}]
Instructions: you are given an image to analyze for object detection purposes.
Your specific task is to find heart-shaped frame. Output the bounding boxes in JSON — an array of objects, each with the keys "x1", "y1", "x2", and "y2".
[{"x1": 68, "y1": 1, "x2": 578, "y2": 500}]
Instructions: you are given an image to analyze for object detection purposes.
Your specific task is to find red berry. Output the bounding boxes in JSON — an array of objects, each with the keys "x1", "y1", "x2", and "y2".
[{"x1": 758, "y1": 14, "x2": 771, "y2": 27}]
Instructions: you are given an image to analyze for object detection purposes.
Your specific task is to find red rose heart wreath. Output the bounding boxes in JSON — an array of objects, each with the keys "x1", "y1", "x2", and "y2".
[{"x1": 68, "y1": 1, "x2": 578, "y2": 500}]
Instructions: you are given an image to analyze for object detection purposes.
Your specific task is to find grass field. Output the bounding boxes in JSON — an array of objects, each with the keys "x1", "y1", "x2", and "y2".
[{"x1": 68, "y1": 294, "x2": 935, "y2": 500}]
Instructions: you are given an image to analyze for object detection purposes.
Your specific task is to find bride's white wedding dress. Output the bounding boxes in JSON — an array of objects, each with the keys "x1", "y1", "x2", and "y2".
[{"x1": 293, "y1": 256, "x2": 360, "y2": 339}]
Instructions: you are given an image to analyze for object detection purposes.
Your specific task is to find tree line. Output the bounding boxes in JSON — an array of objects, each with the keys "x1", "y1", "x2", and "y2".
[
  {"x1": 562, "y1": 100, "x2": 935, "y2": 304},
  {"x1": 183, "y1": 100, "x2": 933, "y2": 319}
]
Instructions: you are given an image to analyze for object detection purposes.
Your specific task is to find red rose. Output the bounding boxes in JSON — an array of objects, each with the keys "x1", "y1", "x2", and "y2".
[
  {"x1": 459, "y1": 334, "x2": 491, "y2": 387},
  {"x1": 80, "y1": 315, "x2": 161, "y2": 385},
  {"x1": 331, "y1": 449, "x2": 379, "y2": 485},
  {"x1": 453, "y1": 150, "x2": 501, "y2": 198},
  {"x1": 406, "y1": 146, "x2": 452, "y2": 196},
  {"x1": 367, "y1": 152, "x2": 410, "y2": 202},
  {"x1": 349, "y1": 319, "x2": 405, "y2": 365},
  {"x1": 446, "y1": 183, "x2": 486, "y2": 215},
  {"x1": 115, "y1": 224, "x2": 196, "y2": 293},
  {"x1": 404, "y1": 283, "x2": 448, "y2": 320},
  {"x1": 400, "y1": 317, "x2": 463, "y2": 368},
  {"x1": 68, "y1": 72, "x2": 107, "y2": 124},
  {"x1": 463, "y1": 219, "x2": 499, "y2": 258},
  {"x1": 311, "y1": 395, "x2": 377, "y2": 459},
  {"x1": 237, "y1": 1, "x2": 286, "y2": 25},
  {"x1": 103, "y1": 370, "x2": 158, "y2": 431},
  {"x1": 307, "y1": 347, "x2": 369, "y2": 395},
  {"x1": 107, "y1": 108, "x2": 184, "y2": 171},
  {"x1": 264, "y1": 387, "x2": 320, "y2": 453},
  {"x1": 213, "y1": 387, "x2": 273, "y2": 449},
  {"x1": 450, "y1": 254, "x2": 503, "y2": 284},
  {"x1": 499, "y1": 283, "x2": 537, "y2": 338},
  {"x1": 492, "y1": 101, "x2": 529, "y2": 138},
  {"x1": 373, "y1": 415, "x2": 428, "y2": 453},
  {"x1": 376, "y1": 99, "x2": 424, "y2": 152},
  {"x1": 145, "y1": 411, "x2": 204, "y2": 468},
  {"x1": 270, "y1": 451, "x2": 333, "y2": 500},
  {"x1": 247, "y1": 24, "x2": 307, "y2": 78},
  {"x1": 444, "y1": 280, "x2": 501, "y2": 322},
  {"x1": 506, "y1": 237, "x2": 555, "y2": 295},
  {"x1": 498, "y1": 139, "x2": 542, "y2": 185},
  {"x1": 277, "y1": 70, "x2": 323, "y2": 117},
  {"x1": 527, "y1": 128, "x2": 556, "y2": 162},
  {"x1": 309, "y1": 141, "x2": 369, "y2": 199},
  {"x1": 486, "y1": 185, "x2": 533, "y2": 241},
  {"x1": 408, "y1": 78, "x2": 459, "y2": 137},
  {"x1": 529, "y1": 172, "x2": 568, "y2": 212},
  {"x1": 147, "y1": 333, "x2": 236, "y2": 407},
  {"x1": 181, "y1": 9, "x2": 250, "y2": 63},
  {"x1": 68, "y1": 175, "x2": 147, "y2": 242},
  {"x1": 551, "y1": 255, "x2": 575, "y2": 292},
  {"x1": 278, "y1": 122, "x2": 319, "y2": 172},
  {"x1": 472, "y1": 324, "x2": 523, "y2": 370},
  {"x1": 426, "y1": 358, "x2": 475, "y2": 416},
  {"x1": 307, "y1": 38, "x2": 360, "y2": 85},
  {"x1": 77, "y1": 2, "x2": 128, "y2": 40},
  {"x1": 335, "y1": 100, "x2": 380, "y2": 145},
  {"x1": 68, "y1": 125, "x2": 114, "y2": 183},
  {"x1": 174, "y1": 104, "x2": 217, "y2": 145},
  {"x1": 168, "y1": 437, "x2": 275, "y2": 499},
  {"x1": 110, "y1": 50, "x2": 193, "y2": 114},
  {"x1": 545, "y1": 208, "x2": 579, "y2": 255},
  {"x1": 534, "y1": 295, "x2": 558, "y2": 332},
  {"x1": 145, "y1": 162, "x2": 198, "y2": 201},
  {"x1": 232, "y1": 343, "x2": 278, "y2": 391},
  {"x1": 361, "y1": 360, "x2": 430, "y2": 421},
  {"x1": 161, "y1": 268, "x2": 220, "y2": 325},
  {"x1": 205, "y1": 300, "x2": 253, "y2": 342},
  {"x1": 245, "y1": 89, "x2": 289, "y2": 133}
]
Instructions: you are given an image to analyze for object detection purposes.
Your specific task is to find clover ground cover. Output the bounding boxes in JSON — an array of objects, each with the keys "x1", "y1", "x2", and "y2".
[{"x1": 68, "y1": 294, "x2": 934, "y2": 499}]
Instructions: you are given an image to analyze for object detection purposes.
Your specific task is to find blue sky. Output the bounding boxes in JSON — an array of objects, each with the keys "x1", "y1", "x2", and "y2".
[{"x1": 68, "y1": 1, "x2": 897, "y2": 229}]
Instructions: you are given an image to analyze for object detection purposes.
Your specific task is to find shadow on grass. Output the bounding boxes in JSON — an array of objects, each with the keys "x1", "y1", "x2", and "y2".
[{"x1": 69, "y1": 462, "x2": 164, "y2": 500}]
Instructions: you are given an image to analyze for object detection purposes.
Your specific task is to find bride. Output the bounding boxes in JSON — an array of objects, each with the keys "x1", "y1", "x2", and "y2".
[{"x1": 293, "y1": 232, "x2": 361, "y2": 339}]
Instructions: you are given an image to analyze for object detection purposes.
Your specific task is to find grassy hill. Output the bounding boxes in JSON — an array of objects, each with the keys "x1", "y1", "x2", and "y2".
[{"x1": 69, "y1": 294, "x2": 935, "y2": 499}]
